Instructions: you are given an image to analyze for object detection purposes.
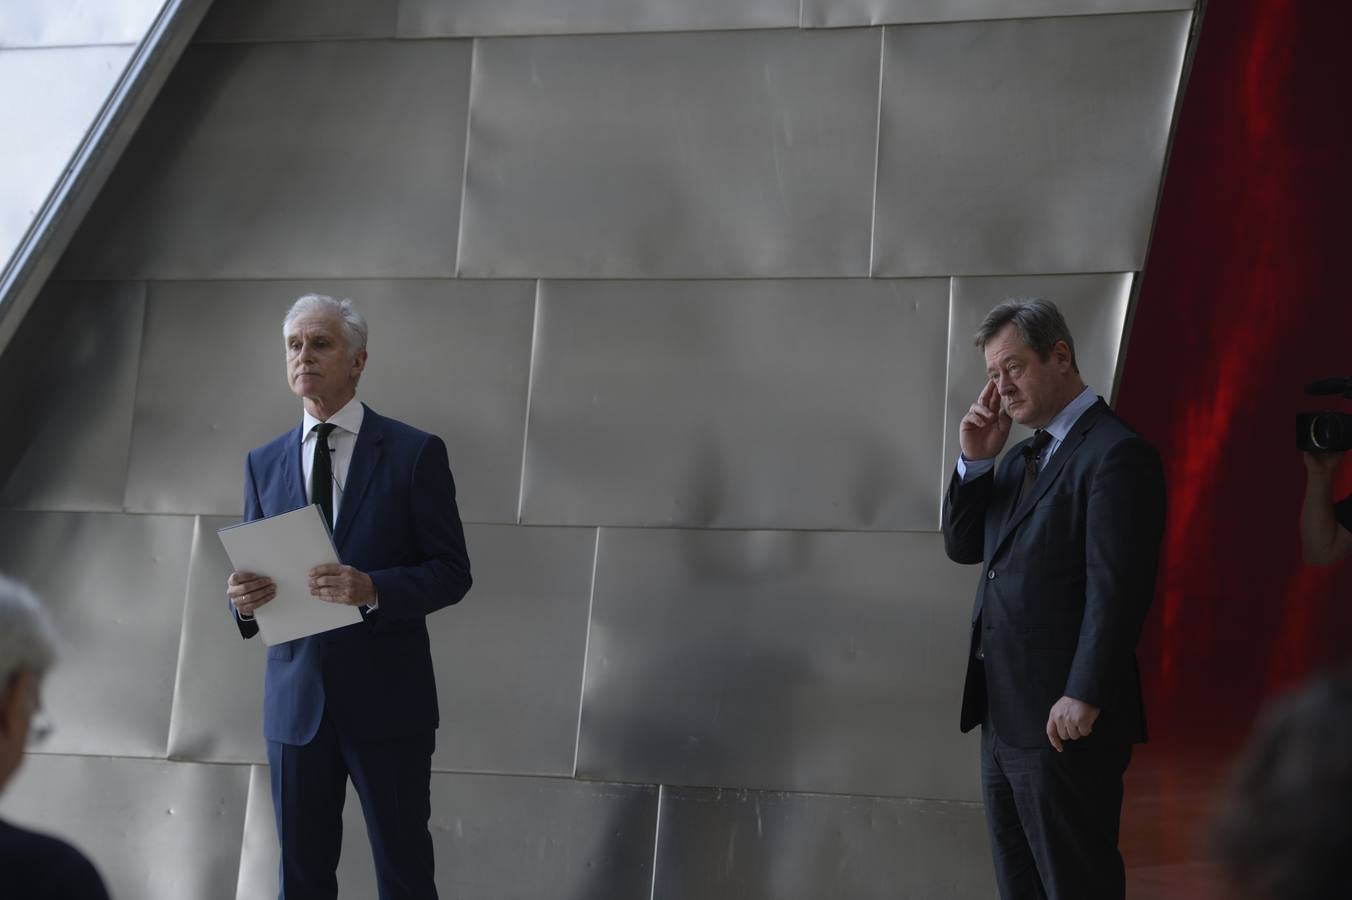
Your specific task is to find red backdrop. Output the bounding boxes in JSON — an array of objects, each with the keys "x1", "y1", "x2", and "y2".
[{"x1": 1119, "y1": 0, "x2": 1352, "y2": 737}]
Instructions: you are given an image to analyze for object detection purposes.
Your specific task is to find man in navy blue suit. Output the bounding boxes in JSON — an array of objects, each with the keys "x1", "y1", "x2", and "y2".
[{"x1": 227, "y1": 294, "x2": 472, "y2": 900}]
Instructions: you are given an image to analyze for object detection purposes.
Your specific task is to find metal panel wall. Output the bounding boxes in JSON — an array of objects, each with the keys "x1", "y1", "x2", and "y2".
[
  {"x1": 653, "y1": 786, "x2": 994, "y2": 900},
  {"x1": 0, "y1": 280, "x2": 144, "y2": 511},
  {"x1": 0, "y1": 0, "x2": 164, "y2": 47},
  {"x1": 123, "y1": 279, "x2": 534, "y2": 522},
  {"x1": 521, "y1": 278, "x2": 948, "y2": 530},
  {"x1": 235, "y1": 767, "x2": 658, "y2": 900},
  {"x1": 0, "y1": 754, "x2": 251, "y2": 900},
  {"x1": 2, "y1": 4, "x2": 1197, "y2": 897},
  {"x1": 458, "y1": 28, "x2": 879, "y2": 278},
  {"x1": 0, "y1": 510, "x2": 193, "y2": 758},
  {"x1": 577, "y1": 527, "x2": 981, "y2": 801},
  {"x1": 802, "y1": 0, "x2": 1192, "y2": 28},
  {"x1": 398, "y1": 0, "x2": 798, "y2": 37},
  {"x1": 59, "y1": 39, "x2": 472, "y2": 280},
  {"x1": 873, "y1": 12, "x2": 1191, "y2": 276}
]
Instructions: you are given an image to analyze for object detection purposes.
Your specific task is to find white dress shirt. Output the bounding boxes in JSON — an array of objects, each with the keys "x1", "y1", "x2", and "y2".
[
  {"x1": 957, "y1": 385, "x2": 1099, "y2": 482},
  {"x1": 301, "y1": 397, "x2": 365, "y2": 522}
]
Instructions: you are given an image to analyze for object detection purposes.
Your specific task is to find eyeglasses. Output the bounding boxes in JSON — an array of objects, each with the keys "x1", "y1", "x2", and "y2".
[{"x1": 27, "y1": 697, "x2": 53, "y2": 748}]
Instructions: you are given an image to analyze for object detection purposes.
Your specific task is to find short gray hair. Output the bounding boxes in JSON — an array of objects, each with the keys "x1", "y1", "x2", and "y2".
[
  {"x1": 0, "y1": 575, "x2": 58, "y2": 684},
  {"x1": 974, "y1": 298, "x2": 1079, "y2": 372},
  {"x1": 282, "y1": 294, "x2": 369, "y2": 353}
]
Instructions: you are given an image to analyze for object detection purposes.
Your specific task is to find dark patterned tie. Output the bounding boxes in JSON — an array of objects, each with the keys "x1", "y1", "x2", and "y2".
[
  {"x1": 1015, "y1": 429, "x2": 1053, "y2": 509},
  {"x1": 310, "y1": 422, "x2": 337, "y2": 531}
]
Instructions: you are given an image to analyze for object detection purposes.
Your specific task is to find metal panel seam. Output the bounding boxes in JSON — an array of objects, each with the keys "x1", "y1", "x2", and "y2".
[{"x1": 570, "y1": 526, "x2": 601, "y2": 777}]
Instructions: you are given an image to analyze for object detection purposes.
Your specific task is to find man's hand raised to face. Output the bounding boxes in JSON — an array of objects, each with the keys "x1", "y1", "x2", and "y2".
[{"x1": 960, "y1": 379, "x2": 1013, "y2": 461}]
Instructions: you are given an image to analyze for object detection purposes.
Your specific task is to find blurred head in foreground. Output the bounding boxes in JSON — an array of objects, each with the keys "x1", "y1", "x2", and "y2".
[
  {"x1": 0, "y1": 574, "x2": 57, "y2": 793},
  {"x1": 1212, "y1": 664, "x2": 1352, "y2": 900}
]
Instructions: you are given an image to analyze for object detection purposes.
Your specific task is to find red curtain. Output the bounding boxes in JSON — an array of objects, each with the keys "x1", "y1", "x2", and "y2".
[{"x1": 1118, "y1": 0, "x2": 1352, "y2": 736}]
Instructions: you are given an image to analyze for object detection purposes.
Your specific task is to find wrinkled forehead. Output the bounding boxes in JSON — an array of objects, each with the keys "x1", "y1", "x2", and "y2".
[
  {"x1": 983, "y1": 325, "x2": 1031, "y2": 371},
  {"x1": 284, "y1": 311, "x2": 346, "y2": 342}
]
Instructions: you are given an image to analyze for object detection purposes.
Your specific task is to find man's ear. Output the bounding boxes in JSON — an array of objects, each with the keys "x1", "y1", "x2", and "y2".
[
  {"x1": 351, "y1": 348, "x2": 368, "y2": 380},
  {"x1": 1053, "y1": 340, "x2": 1073, "y2": 372}
]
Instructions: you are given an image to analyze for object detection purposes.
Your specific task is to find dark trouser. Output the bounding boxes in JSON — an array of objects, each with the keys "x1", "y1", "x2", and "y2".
[
  {"x1": 267, "y1": 712, "x2": 437, "y2": 900},
  {"x1": 981, "y1": 723, "x2": 1132, "y2": 900}
]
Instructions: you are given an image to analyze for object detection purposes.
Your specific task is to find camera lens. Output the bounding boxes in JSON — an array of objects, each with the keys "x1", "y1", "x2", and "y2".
[{"x1": 1311, "y1": 413, "x2": 1348, "y2": 450}]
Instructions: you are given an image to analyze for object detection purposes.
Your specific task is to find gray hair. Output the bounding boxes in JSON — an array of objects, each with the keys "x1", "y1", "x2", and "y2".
[
  {"x1": 282, "y1": 294, "x2": 369, "y2": 353},
  {"x1": 974, "y1": 298, "x2": 1078, "y2": 372},
  {"x1": 0, "y1": 574, "x2": 58, "y2": 685}
]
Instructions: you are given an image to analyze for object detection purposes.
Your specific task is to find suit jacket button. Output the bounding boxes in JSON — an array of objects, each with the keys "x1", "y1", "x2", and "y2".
[{"x1": 987, "y1": 569, "x2": 996, "y2": 580}]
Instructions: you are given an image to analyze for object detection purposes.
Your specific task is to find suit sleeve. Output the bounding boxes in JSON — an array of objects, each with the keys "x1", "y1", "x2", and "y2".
[
  {"x1": 1064, "y1": 437, "x2": 1166, "y2": 707},
  {"x1": 943, "y1": 467, "x2": 993, "y2": 565},
  {"x1": 232, "y1": 452, "x2": 263, "y2": 640},
  {"x1": 366, "y1": 435, "x2": 473, "y2": 629}
]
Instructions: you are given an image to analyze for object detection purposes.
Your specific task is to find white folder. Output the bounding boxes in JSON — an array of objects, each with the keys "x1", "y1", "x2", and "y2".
[{"x1": 218, "y1": 505, "x2": 362, "y2": 645}]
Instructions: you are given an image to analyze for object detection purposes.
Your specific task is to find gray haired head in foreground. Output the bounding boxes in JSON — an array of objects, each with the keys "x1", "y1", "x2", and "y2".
[
  {"x1": 974, "y1": 298, "x2": 1079, "y2": 373},
  {"x1": 0, "y1": 574, "x2": 58, "y2": 684},
  {"x1": 282, "y1": 294, "x2": 369, "y2": 353}
]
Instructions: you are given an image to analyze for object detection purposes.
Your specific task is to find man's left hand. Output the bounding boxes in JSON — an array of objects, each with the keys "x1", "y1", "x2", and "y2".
[
  {"x1": 309, "y1": 564, "x2": 376, "y2": 606},
  {"x1": 1045, "y1": 696, "x2": 1100, "y2": 752}
]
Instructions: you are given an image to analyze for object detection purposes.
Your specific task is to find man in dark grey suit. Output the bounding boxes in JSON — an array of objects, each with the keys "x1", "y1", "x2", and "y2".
[{"x1": 942, "y1": 299, "x2": 1166, "y2": 899}]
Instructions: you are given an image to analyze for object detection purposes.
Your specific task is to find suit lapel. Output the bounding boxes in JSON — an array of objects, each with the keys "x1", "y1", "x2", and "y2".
[
  {"x1": 332, "y1": 405, "x2": 383, "y2": 550},
  {"x1": 994, "y1": 400, "x2": 1108, "y2": 549},
  {"x1": 283, "y1": 425, "x2": 306, "y2": 510}
]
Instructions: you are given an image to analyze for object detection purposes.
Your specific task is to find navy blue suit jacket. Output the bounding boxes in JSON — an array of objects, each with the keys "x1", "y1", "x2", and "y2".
[
  {"x1": 942, "y1": 400, "x2": 1166, "y2": 749},
  {"x1": 234, "y1": 405, "x2": 472, "y2": 745}
]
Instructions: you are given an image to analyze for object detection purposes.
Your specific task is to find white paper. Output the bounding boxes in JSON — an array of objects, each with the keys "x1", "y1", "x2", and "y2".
[{"x1": 217, "y1": 505, "x2": 362, "y2": 645}]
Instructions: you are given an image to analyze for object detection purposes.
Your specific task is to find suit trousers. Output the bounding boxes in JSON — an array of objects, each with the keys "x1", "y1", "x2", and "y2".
[
  {"x1": 268, "y1": 711, "x2": 437, "y2": 900},
  {"x1": 981, "y1": 723, "x2": 1131, "y2": 900}
]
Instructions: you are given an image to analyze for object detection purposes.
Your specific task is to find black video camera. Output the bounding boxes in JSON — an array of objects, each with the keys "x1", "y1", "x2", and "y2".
[{"x1": 1298, "y1": 377, "x2": 1352, "y2": 452}]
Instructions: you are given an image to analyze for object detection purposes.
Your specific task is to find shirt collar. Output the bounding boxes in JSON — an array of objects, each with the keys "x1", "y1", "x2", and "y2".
[
  {"x1": 1042, "y1": 385, "x2": 1098, "y2": 445},
  {"x1": 301, "y1": 396, "x2": 365, "y2": 442}
]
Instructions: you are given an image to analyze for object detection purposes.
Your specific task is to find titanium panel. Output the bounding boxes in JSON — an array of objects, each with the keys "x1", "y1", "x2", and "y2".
[
  {"x1": 167, "y1": 522, "x2": 596, "y2": 771},
  {"x1": 0, "y1": 281, "x2": 145, "y2": 511},
  {"x1": 0, "y1": 754, "x2": 250, "y2": 900},
  {"x1": 653, "y1": 786, "x2": 994, "y2": 900},
  {"x1": 123, "y1": 279, "x2": 534, "y2": 521},
  {"x1": 196, "y1": 0, "x2": 399, "y2": 41},
  {"x1": 521, "y1": 278, "x2": 949, "y2": 530},
  {"x1": 578, "y1": 528, "x2": 982, "y2": 801},
  {"x1": 943, "y1": 273, "x2": 1133, "y2": 480},
  {"x1": 0, "y1": 0, "x2": 162, "y2": 47},
  {"x1": 430, "y1": 524, "x2": 596, "y2": 776},
  {"x1": 872, "y1": 12, "x2": 1192, "y2": 276},
  {"x1": 397, "y1": 0, "x2": 797, "y2": 37},
  {"x1": 0, "y1": 46, "x2": 132, "y2": 270},
  {"x1": 458, "y1": 29, "x2": 878, "y2": 278},
  {"x1": 0, "y1": 510, "x2": 193, "y2": 758},
  {"x1": 167, "y1": 516, "x2": 268, "y2": 763},
  {"x1": 59, "y1": 39, "x2": 471, "y2": 279},
  {"x1": 802, "y1": 0, "x2": 1192, "y2": 28},
  {"x1": 236, "y1": 767, "x2": 658, "y2": 899}
]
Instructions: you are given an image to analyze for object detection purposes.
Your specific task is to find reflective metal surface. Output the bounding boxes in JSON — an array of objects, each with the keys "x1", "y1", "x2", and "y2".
[
  {"x1": 652, "y1": 785, "x2": 994, "y2": 900},
  {"x1": 577, "y1": 527, "x2": 982, "y2": 801},
  {"x1": 0, "y1": 510, "x2": 193, "y2": 758},
  {"x1": 873, "y1": 12, "x2": 1192, "y2": 276},
  {"x1": 0, "y1": 281, "x2": 144, "y2": 511},
  {"x1": 944, "y1": 273, "x2": 1134, "y2": 469},
  {"x1": 0, "y1": 753, "x2": 250, "y2": 900},
  {"x1": 168, "y1": 516, "x2": 267, "y2": 763},
  {"x1": 431, "y1": 525, "x2": 596, "y2": 776},
  {"x1": 521, "y1": 278, "x2": 948, "y2": 530},
  {"x1": 123, "y1": 279, "x2": 534, "y2": 522},
  {"x1": 0, "y1": 45, "x2": 133, "y2": 274},
  {"x1": 60, "y1": 39, "x2": 471, "y2": 279},
  {"x1": 802, "y1": 0, "x2": 1193, "y2": 28},
  {"x1": 196, "y1": 0, "x2": 398, "y2": 42},
  {"x1": 0, "y1": 0, "x2": 164, "y2": 47},
  {"x1": 236, "y1": 766, "x2": 658, "y2": 899},
  {"x1": 458, "y1": 29, "x2": 878, "y2": 278},
  {"x1": 398, "y1": 0, "x2": 797, "y2": 37}
]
